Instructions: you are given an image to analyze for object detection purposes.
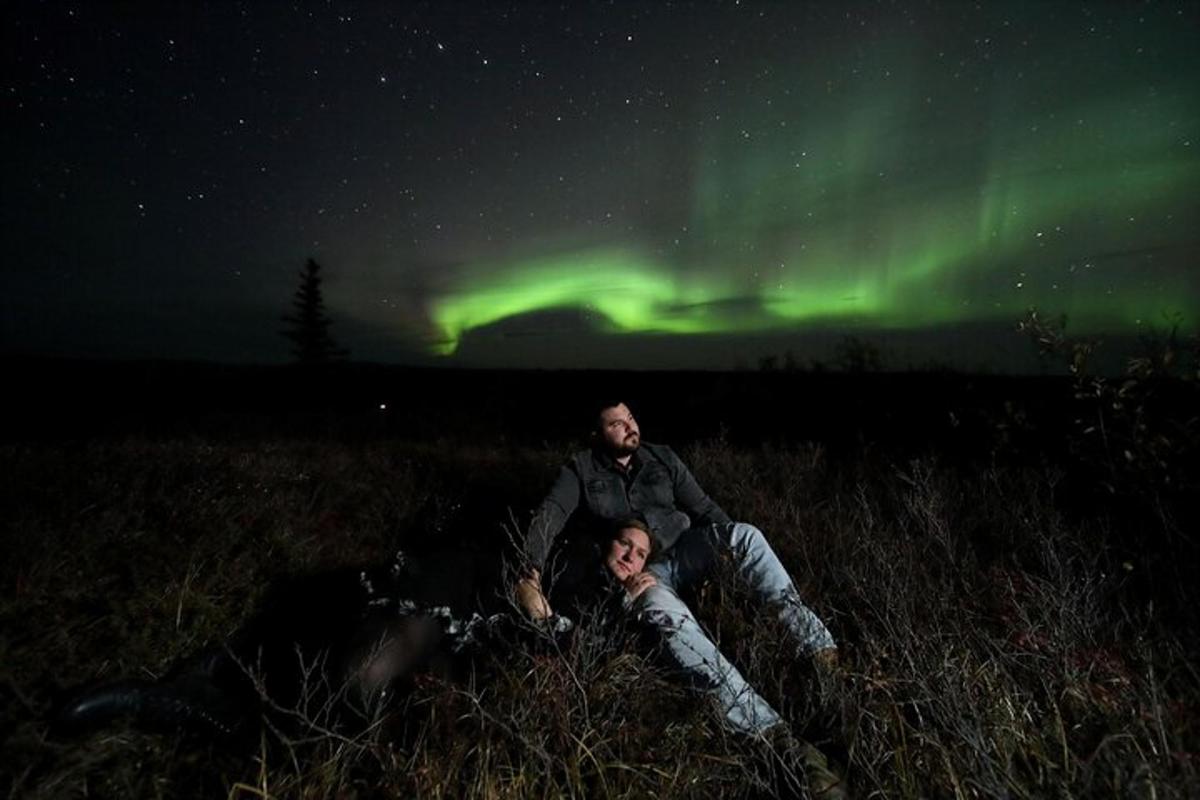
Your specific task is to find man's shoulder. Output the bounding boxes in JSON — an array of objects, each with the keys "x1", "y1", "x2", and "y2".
[
  {"x1": 562, "y1": 448, "x2": 599, "y2": 474},
  {"x1": 638, "y1": 441, "x2": 680, "y2": 465},
  {"x1": 633, "y1": 441, "x2": 681, "y2": 472},
  {"x1": 566, "y1": 447, "x2": 593, "y2": 463}
]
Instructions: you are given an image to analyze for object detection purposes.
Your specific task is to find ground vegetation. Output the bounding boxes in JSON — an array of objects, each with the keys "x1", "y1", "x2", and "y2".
[{"x1": 2, "y1": 391, "x2": 1196, "y2": 798}]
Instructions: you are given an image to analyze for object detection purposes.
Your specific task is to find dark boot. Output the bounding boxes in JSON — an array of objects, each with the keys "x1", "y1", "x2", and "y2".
[
  {"x1": 791, "y1": 738, "x2": 848, "y2": 799},
  {"x1": 52, "y1": 678, "x2": 154, "y2": 735},
  {"x1": 764, "y1": 725, "x2": 849, "y2": 799},
  {"x1": 52, "y1": 674, "x2": 258, "y2": 751}
]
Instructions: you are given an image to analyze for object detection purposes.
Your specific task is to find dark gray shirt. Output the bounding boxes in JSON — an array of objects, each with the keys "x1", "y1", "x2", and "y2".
[{"x1": 524, "y1": 441, "x2": 731, "y2": 569}]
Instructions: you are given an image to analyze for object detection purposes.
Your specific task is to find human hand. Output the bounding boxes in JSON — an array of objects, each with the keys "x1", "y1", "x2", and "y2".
[
  {"x1": 623, "y1": 571, "x2": 657, "y2": 601},
  {"x1": 514, "y1": 570, "x2": 552, "y2": 620}
]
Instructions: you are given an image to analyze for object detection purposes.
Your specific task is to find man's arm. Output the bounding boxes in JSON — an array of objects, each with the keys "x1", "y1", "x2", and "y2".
[
  {"x1": 667, "y1": 447, "x2": 732, "y2": 526},
  {"x1": 515, "y1": 463, "x2": 581, "y2": 619},
  {"x1": 513, "y1": 569, "x2": 552, "y2": 620},
  {"x1": 523, "y1": 464, "x2": 581, "y2": 570}
]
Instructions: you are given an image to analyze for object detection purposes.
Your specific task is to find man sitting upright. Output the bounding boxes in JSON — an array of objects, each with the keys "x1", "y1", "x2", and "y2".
[{"x1": 514, "y1": 399, "x2": 838, "y2": 735}]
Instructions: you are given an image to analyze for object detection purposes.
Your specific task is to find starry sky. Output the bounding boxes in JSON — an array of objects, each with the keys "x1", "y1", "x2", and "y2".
[{"x1": 4, "y1": 1, "x2": 1198, "y2": 370}]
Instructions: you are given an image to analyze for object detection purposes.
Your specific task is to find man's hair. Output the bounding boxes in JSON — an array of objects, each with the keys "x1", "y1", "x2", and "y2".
[
  {"x1": 609, "y1": 517, "x2": 657, "y2": 560},
  {"x1": 590, "y1": 398, "x2": 629, "y2": 431}
]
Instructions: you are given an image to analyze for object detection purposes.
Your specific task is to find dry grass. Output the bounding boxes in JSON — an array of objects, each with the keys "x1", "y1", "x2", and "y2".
[{"x1": 2, "y1": 427, "x2": 1197, "y2": 798}]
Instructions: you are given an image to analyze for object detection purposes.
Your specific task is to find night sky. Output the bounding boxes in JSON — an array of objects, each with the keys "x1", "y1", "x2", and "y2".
[{"x1": 5, "y1": 1, "x2": 1198, "y2": 370}]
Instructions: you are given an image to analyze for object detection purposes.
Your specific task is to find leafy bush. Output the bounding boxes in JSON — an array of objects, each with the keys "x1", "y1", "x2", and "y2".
[{"x1": 1018, "y1": 309, "x2": 1200, "y2": 494}]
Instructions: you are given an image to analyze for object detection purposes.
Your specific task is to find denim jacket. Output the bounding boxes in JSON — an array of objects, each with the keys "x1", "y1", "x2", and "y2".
[{"x1": 524, "y1": 442, "x2": 731, "y2": 570}]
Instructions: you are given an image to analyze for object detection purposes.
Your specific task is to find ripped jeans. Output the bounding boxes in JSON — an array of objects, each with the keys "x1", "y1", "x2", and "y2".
[{"x1": 637, "y1": 522, "x2": 835, "y2": 734}]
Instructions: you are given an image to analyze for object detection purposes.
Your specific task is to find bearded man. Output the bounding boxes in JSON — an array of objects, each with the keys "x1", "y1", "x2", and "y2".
[{"x1": 514, "y1": 400, "x2": 839, "y2": 735}]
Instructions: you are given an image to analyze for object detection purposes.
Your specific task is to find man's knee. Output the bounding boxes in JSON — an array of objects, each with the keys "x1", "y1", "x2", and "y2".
[
  {"x1": 732, "y1": 521, "x2": 764, "y2": 541},
  {"x1": 636, "y1": 583, "x2": 681, "y2": 612},
  {"x1": 634, "y1": 584, "x2": 694, "y2": 630},
  {"x1": 726, "y1": 521, "x2": 771, "y2": 556}
]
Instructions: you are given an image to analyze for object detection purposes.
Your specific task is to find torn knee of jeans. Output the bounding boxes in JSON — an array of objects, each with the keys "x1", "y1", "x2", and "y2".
[
  {"x1": 638, "y1": 609, "x2": 685, "y2": 632},
  {"x1": 772, "y1": 588, "x2": 796, "y2": 604}
]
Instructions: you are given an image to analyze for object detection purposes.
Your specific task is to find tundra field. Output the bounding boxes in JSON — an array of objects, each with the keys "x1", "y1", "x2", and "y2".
[{"x1": 1, "y1": 366, "x2": 1198, "y2": 799}]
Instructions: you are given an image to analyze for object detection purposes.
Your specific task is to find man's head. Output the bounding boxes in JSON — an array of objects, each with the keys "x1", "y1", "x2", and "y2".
[
  {"x1": 593, "y1": 401, "x2": 640, "y2": 457},
  {"x1": 604, "y1": 518, "x2": 654, "y2": 582}
]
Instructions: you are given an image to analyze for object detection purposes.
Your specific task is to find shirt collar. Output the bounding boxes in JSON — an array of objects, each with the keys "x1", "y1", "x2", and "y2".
[{"x1": 595, "y1": 447, "x2": 641, "y2": 476}]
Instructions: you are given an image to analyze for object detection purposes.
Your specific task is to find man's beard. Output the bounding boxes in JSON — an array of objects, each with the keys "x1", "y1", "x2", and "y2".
[{"x1": 612, "y1": 433, "x2": 640, "y2": 456}]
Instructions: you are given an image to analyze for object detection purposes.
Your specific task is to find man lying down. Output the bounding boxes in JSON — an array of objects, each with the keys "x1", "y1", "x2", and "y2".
[
  {"x1": 51, "y1": 545, "x2": 519, "y2": 751},
  {"x1": 51, "y1": 522, "x2": 646, "y2": 752}
]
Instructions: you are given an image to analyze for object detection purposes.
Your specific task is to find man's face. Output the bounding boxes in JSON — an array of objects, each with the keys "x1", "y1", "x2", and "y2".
[
  {"x1": 605, "y1": 526, "x2": 651, "y2": 582},
  {"x1": 597, "y1": 403, "x2": 640, "y2": 455}
]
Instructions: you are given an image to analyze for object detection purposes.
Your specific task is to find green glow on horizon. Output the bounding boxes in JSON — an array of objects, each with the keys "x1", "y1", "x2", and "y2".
[
  {"x1": 429, "y1": 251, "x2": 732, "y2": 354},
  {"x1": 421, "y1": 22, "x2": 1198, "y2": 357},
  {"x1": 428, "y1": 247, "x2": 906, "y2": 354}
]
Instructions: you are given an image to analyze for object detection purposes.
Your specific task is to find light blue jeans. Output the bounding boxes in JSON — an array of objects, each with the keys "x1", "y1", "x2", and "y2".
[{"x1": 637, "y1": 522, "x2": 835, "y2": 734}]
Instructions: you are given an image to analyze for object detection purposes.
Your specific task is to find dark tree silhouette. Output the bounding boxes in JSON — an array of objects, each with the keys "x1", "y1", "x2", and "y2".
[{"x1": 281, "y1": 258, "x2": 348, "y2": 363}]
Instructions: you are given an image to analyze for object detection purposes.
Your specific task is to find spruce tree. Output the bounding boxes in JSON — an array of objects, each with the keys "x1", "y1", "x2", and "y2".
[{"x1": 281, "y1": 258, "x2": 348, "y2": 363}]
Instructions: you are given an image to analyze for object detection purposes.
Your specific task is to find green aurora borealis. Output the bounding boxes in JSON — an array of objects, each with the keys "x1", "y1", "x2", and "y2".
[
  {"x1": 7, "y1": 3, "x2": 1199, "y2": 367},
  {"x1": 424, "y1": 15, "x2": 1198, "y2": 362}
]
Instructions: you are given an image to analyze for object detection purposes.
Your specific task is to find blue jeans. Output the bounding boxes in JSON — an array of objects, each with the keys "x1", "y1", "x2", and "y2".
[{"x1": 637, "y1": 522, "x2": 835, "y2": 734}]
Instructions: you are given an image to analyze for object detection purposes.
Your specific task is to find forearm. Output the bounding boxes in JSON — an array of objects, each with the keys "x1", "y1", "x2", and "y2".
[
  {"x1": 523, "y1": 465, "x2": 580, "y2": 569},
  {"x1": 513, "y1": 569, "x2": 552, "y2": 619},
  {"x1": 693, "y1": 496, "x2": 731, "y2": 526},
  {"x1": 523, "y1": 509, "x2": 563, "y2": 570},
  {"x1": 669, "y1": 449, "x2": 730, "y2": 525}
]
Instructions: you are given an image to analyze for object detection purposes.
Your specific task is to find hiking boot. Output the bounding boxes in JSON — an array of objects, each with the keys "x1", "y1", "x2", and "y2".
[
  {"x1": 52, "y1": 674, "x2": 257, "y2": 750},
  {"x1": 52, "y1": 679, "x2": 153, "y2": 735},
  {"x1": 764, "y1": 724, "x2": 848, "y2": 799},
  {"x1": 792, "y1": 738, "x2": 847, "y2": 799}
]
